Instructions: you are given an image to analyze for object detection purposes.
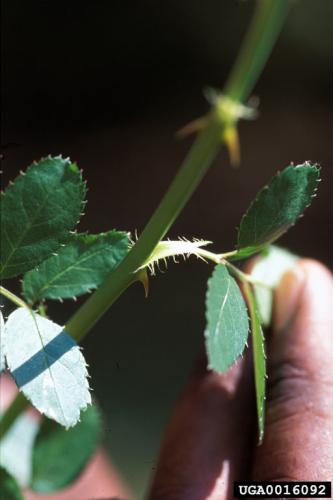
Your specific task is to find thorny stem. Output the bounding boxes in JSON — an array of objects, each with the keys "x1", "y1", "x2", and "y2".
[
  {"x1": 66, "y1": 0, "x2": 290, "y2": 342},
  {"x1": 0, "y1": 0, "x2": 290, "y2": 440},
  {"x1": 66, "y1": 118, "x2": 223, "y2": 341}
]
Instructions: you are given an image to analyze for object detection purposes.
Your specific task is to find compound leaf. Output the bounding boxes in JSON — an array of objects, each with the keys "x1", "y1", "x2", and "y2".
[
  {"x1": 31, "y1": 404, "x2": 101, "y2": 493},
  {"x1": 236, "y1": 163, "x2": 320, "y2": 258},
  {"x1": 244, "y1": 284, "x2": 266, "y2": 443},
  {"x1": 205, "y1": 264, "x2": 249, "y2": 372},
  {"x1": 0, "y1": 467, "x2": 24, "y2": 500},
  {"x1": 251, "y1": 245, "x2": 298, "y2": 326},
  {"x1": 4, "y1": 308, "x2": 91, "y2": 428},
  {"x1": 0, "y1": 156, "x2": 86, "y2": 279},
  {"x1": 23, "y1": 231, "x2": 129, "y2": 304}
]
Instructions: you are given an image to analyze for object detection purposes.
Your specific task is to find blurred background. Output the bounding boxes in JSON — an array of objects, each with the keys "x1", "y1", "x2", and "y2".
[{"x1": 2, "y1": 0, "x2": 333, "y2": 496}]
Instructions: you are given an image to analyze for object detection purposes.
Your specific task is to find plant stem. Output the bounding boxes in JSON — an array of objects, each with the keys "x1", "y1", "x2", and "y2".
[
  {"x1": 0, "y1": 286, "x2": 28, "y2": 309},
  {"x1": 67, "y1": 1, "x2": 290, "y2": 342},
  {"x1": 67, "y1": 119, "x2": 222, "y2": 340},
  {"x1": 225, "y1": 261, "x2": 272, "y2": 289},
  {"x1": 0, "y1": 392, "x2": 29, "y2": 440},
  {"x1": 0, "y1": 0, "x2": 291, "y2": 440},
  {"x1": 224, "y1": 0, "x2": 290, "y2": 102}
]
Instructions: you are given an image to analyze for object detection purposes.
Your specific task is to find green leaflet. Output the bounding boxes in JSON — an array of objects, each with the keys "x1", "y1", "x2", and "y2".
[
  {"x1": 4, "y1": 308, "x2": 91, "y2": 428},
  {"x1": 31, "y1": 405, "x2": 101, "y2": 493},
  {"x1": 0, "y1": 156, "x2": 86, "y2": 279},
  {"x1": 251, "y1": 245, "x2": 298, "y2": 326},
  {"x1": 236, "y1": 163, "x2": 320, "y2": 258},
  {"x1": 0, "y1": 467, "x2": 24, "y2": 500},
  {"x1": 244, "y1": 283, "x2": 266, "y2": 444},
  {"x1": 23, "y1": 231, "x2": 129, "y2": 304},
  {"x1": 205, "y1": 264, "x2": 249, "y2": 372}
]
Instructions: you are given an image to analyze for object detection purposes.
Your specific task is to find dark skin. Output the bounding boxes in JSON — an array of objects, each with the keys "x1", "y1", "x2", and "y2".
[
  {"x1": 149, "y1": 259, "x2": 333, "y2": 499},
  {"x1": 1, "y1": 259, "x2": 332, "y2": 499}
]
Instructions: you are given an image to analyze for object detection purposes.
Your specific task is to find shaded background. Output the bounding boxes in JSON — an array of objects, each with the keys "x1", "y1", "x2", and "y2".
[{"x1": 2, "y1": 0, "x2": 333, "y2": 496}]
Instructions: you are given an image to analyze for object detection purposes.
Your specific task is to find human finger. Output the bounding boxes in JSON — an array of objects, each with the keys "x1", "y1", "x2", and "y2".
[
  {"x1": 148, "y1": 349, "x2": 255, "y2": 500},
  {"x1": 252, "y1": 259, "x2": 333, "y2": 481}
]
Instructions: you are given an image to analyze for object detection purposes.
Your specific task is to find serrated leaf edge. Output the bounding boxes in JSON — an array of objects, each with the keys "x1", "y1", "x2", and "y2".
[
  {"x1": 4, "y1": 308, "x2": 91, "y2": 428},
  {"x1": 204, "y1": 264, "x2": 250, "y2": 372},
  {"x1": 236, "y1": 162, "x2": 321, "y2": 252},
  {"x1": 0, "y1": 156, "x2": 87, "y2": 279}
]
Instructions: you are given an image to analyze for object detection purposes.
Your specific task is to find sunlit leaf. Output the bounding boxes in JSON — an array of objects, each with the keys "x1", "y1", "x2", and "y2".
[
  {"x1": 31, "y1": 405, "x2": 101, "y2": 493},
  {"x1": 205, "y1": 264, "x2": 249, "y2": 372},
  {"x1": 23, "y1": 231, "x2": 129, "y2": 304},
  {"x1": 236, "y1": 163, "x2": 320, "y2": 258},
  {"x1": 0, "y1": 466, "x2": 24, "y2": 500},
  {"x1": 4, "y1": 308, "x2": 91, "y2": 427},
  {"x1": 0, "y1": 156, "x2": 86, "y2": 279}
]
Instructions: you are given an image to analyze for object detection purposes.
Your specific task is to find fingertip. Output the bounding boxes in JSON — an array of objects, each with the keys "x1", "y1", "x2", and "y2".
[
  {"x1": 273, "y1": 264, "x2": 306, "y2": 333},
  {"x1": 253, "y1": 258, "x2": 333, "y2": 480},
  {"x1": 273, "y1": 258, "x2": 333, "y2": 333}
]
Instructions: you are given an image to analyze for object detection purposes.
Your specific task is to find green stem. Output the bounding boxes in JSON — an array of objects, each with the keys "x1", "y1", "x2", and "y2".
[
  {"x1": 67, "y1": 118, "x2": 222, "y2": 340},
  {"x1": 66, "y1": 0, "x2": 290, "y2": 342},
  {"x1": 0, "y1": 0, "x2": 291, "y2": 441},
  {"x1": 225, "y1": 261, "x2": 272, "y2": 289},
  {"x1": 0, "y1": 392, "x2": 29, "y2": 440},
  {"x1": 224, "y1": 0, "x2": 290, "y2": 102},
  {"x1": 0, "y1": 286, "x2": 29, "y2": 309}
]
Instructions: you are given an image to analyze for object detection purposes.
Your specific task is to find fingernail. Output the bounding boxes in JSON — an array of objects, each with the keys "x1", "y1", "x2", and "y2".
[{"x1": 273, "y1": 265, "x2": 306, "y2": 333}]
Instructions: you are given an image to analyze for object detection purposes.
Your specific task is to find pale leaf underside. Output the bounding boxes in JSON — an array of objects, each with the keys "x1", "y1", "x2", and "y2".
[{"x1": 4, "y1": 308, "x2": 91, "y2": 428}]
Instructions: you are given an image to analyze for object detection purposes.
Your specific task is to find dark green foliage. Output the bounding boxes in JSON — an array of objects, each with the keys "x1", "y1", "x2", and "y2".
[
  {"x1": 31, "y1": 405, "x2": 101, "y2": 492},
  {"x1": 23, "y1": 231, "x2": 129, "y2": 303},
  {"x1": 236, "y1": 163, "x2": 320, "y2": 258},
  {"x1": 0, "y1": 156, "x2": 86, "y2": 279},
  {"x1": 0, "y1": 467, "x2": 23, "y2": 500},
  {"x1": 4, "y1": 308, "x2": 91, "y2": 428}
]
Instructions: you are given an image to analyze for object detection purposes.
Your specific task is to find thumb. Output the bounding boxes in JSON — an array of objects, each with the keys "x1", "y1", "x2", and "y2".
[{"x1": 252, "y1": 259, "x2": 333, "y2": 481}]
